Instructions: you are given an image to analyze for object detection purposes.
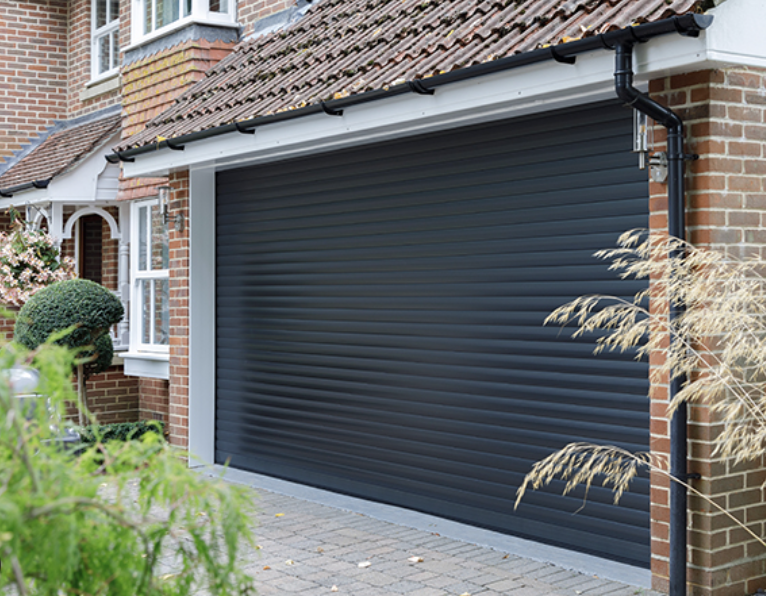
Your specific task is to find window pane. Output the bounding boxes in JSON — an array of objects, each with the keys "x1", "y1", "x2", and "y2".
[
  {"x1": 154, "y1": 279, "x2": 169, "y2": 345},
  {"x1": 150, "y1": 204, "x2": 169, "y2": 270},
  {"x1": 138, "y1": 206, "x2": 148, "y2": 271},
  {"x1": 109, "y1": 0, "x2": 119, "y2": 21},
  {"x1": 156, "y1": 0, "x2": 180, "y2": 29},
  {"x1": 141, "y1": 280, "x2": 152, "y2": 344},
  {"x1": 144, "y1": 0, "x2": 152, "y2": 34},
  {"x1": 110, "y1": 30, "x2": 119, "y2": 70},
  {"x1": 209, "y1": 0, "x2": 227, "y2": 11},
  {"x1": 183, "y1": 0, "x2": 191, "y2": 17},
  {"x1": 98, "y1": 34, "x2": 110, "y2": 74},
  {"x1": 96, "y1": 0, "x2": 107, "y2": 28}
]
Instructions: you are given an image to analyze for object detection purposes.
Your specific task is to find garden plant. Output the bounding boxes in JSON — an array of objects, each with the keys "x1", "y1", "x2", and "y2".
[
  {"x1": 515, "y1": 230, "x2": 766, "y2": 549},
  {"x1": 14, "y1": 278, "x2": 125, "y2": 423},
  {"x1": 0, "y1": 337, "x2": 256, "y2": 595}
]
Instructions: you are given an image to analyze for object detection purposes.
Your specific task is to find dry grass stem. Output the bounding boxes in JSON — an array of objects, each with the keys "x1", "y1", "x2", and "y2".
[{"x1": 518, "y1": 230, "x2": 766, "y2": 546}]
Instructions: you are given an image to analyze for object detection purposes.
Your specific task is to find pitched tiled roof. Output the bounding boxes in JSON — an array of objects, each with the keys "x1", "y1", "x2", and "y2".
[
  {"x1": 0, "y1": 113, "x2": 121, "y2": 191},
  {"x1": 117, "y1": 0, "x2": 708, "y2": 152}
]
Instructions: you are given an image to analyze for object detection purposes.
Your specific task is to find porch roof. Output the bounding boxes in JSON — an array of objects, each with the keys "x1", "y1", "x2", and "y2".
[{"x1": 0, "y1": 112, "x2": 121, "y2": 196}]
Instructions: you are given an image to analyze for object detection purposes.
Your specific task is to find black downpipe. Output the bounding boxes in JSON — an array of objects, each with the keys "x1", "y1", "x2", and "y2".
[{"x1": 614, "y1": 43, "x2": 688, "y2": 596}]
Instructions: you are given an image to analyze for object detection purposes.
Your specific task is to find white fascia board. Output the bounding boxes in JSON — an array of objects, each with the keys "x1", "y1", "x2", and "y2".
[{"x1": 123, "y1": 0, "x2": 766, "y2": 178}]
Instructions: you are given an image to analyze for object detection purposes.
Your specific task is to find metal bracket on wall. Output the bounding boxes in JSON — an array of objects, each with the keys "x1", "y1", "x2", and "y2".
[{"x1": 649, "y1": 152, "x2": 668, "y2": 183}]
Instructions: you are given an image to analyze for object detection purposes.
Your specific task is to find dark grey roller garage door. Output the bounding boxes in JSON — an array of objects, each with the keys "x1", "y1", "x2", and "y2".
[{"x1": 216, "y1": 100, "x2": 650, "y2": 567}]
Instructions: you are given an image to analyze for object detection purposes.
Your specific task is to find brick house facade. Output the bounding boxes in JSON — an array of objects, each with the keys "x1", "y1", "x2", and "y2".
[{"x1": 2, "y1": 1, "x2": 766, "y2": 595}]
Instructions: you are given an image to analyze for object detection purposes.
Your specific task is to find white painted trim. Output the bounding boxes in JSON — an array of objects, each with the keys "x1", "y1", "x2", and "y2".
[
  {"x1": 207, "y1": 465, "x2": 653, "y2": 589},
  {"x1": 122, "y1": 352, "x2": 169, "y2": 379},
  {"x1": 62, "y1": 206, "x2": 121, "y2": 240},
  {"x1": 188, "y1": 166, "x2": 216, "y2": 465}
]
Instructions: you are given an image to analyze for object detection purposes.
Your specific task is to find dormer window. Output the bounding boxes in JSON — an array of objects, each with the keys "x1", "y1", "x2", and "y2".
[
  {"x1": 132, "y1": 0, "x2": 236, "y2": 45},
  {"x1": 92, "y1": 0, "x2": 120, "y2": 80}
]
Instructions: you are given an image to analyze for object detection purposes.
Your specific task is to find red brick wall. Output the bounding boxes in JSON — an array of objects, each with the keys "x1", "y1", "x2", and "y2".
[
  {"x1": 0, "y1": 0, "x2": 68, "y2": 164},
  {"x1": 649, "y1": 68, "x2": 766, "y2": 596},
  {"x1": 139, "y1": 377, "x2": 169, "y2": 422},
  {"x1": 76, "y1": 364, "x2": 139, "y2": 424},
  {"x1": 167, "y1": 170, "x2": 189, "y2": 448},
  {"x1": 238, "y1": 0, "x2": 296, "y2": 37}
]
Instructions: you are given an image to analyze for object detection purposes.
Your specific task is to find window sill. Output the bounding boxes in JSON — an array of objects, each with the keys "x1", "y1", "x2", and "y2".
[
  {"x1": 80, "y1": 74, "x2": 120, "y2": 102},
  {"x1": 126, "y1": 16, "x2": 239, "y2": 52},
  {"x1": 122, "y1": 351, "x2": 169, "y2": 380}
]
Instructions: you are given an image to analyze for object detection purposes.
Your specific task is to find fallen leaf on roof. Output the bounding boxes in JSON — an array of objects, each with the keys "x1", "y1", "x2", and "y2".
[
  {"x1": 331, "y1": 587, "x2": 339, "y2": 592},
  {"x1": 460, "y1": 593, "x2": 471, "y2": 596},
  {"x1": 408, "y1": 556, "x2": 424, "y2": 563},
  {"x1": 275, "y1": 513, "x2": 285, "y2": 517},
  {"x1": 285, "y1": 560, "x2": 295, "y2": 565},
  {"x1": 358, "y1": 561, "x2": 372, "y2": 568},
  {"x1": 263, "y1": 566, "x2": 271, "y2": 570},
  {"x1": 502, "y1": 554, "x2": 509, "y2": 559},
  {"x1": 317, "y1": 547, "x2": 325, "y2": 553}
]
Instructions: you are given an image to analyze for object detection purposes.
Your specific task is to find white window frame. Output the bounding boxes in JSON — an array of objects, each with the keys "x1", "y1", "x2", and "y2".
[
  {"x1": 130, "y1": 0, "x2": 236, "y2": 46},
  {"x1": 129, "y1": 197, "x2": 170, "y2": 356},
  {"x1": 91, "y1": 0, "x2": 120, "y2": 81}
]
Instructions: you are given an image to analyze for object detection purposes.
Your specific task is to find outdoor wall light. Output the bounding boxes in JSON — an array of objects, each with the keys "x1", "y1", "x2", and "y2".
[{"x1": 157, "y1": 185, "x2": 186, "y2": 232}]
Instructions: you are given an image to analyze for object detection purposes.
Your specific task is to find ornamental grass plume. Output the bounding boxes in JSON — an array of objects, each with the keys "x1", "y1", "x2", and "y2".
[
  {"x1": 514, "y1": 229, "x2": 766, "y2": 547},
  {"x1": 0, "y1": 208, "x2": 75, "y2": 306}
]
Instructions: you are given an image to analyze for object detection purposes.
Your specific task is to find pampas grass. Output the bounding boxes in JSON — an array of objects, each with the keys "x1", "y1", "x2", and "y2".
[{"x1": 514, "y1": 230, "x2": 766, "y2": 547}]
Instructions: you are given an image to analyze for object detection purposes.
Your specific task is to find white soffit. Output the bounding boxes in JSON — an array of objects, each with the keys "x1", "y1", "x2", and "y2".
[{"x1": 123, "y1": 0, "x2": 765, "y2": 178}]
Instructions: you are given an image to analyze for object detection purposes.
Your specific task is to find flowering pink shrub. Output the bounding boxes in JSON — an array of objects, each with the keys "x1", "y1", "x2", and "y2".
[{"x1": 0, "y1": 221, "x2": 75, "y2": 306}]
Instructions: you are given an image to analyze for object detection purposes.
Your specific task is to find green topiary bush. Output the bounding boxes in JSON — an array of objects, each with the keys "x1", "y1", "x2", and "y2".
[{"x1": 14, "y1": 279, "x2": 124, "y2": 378}]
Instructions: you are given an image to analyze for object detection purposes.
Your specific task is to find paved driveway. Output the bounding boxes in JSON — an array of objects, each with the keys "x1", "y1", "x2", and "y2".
[{"x1": 221, "y1": 476, "x2": 664, "y2": 596}]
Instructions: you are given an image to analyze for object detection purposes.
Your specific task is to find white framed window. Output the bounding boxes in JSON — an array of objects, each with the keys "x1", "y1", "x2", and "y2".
[
  {"x1": 92, "y1": 0, "x2": 120, "y2": 80},
  {"x1": 130, "y1": 198, "x2": 169, "y2": 354},
  {"x1": 131, "y1": 0, "x2": 236, "y2": 45}
]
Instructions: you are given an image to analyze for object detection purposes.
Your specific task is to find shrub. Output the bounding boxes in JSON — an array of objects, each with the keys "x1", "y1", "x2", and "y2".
[
  {"x1": 80, "y1": 421, "x2": 166, "y2": 445},
  {"x1": 0, "y1": 341, "x2": 256, "y2": 595},
  {"x1": 0, "y1": 207, "x2": 75, "y2": 306},
  {"x1": 14, "y1": 279, "x2": 124, "y2": 378}
]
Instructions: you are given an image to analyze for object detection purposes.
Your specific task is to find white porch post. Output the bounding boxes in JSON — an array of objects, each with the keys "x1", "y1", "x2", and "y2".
[{"x1": 117, "y1": 203, "x2": 131, "y2": 349}]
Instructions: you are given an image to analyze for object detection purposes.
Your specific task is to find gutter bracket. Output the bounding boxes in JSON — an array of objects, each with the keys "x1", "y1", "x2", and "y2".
[
  {"x1": 549, "y1": 47, "x2": 576, "y2": 65},
  {"x1": 408, "y1": 79, "x2": 435, "y2": 95},
  {"x1": 320, "y1": 102, "x2": 344, "y2": 117},
  {"x1": 235, "y1": 122, "x2": 256, "y2": 135}
]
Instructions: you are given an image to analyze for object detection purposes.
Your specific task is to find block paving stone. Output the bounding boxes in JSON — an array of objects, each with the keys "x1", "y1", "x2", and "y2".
[{"x1": 194, "y1": 483, "x2": 664, "y2": 596}]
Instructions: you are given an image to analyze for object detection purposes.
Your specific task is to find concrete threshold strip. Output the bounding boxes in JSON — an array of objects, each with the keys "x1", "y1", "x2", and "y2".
[{"x1": 195, "y1": 464, "x2": 657, "y2": 594}]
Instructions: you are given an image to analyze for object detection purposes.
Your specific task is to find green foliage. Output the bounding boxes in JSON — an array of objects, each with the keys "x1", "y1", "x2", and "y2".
[
  {"x1": 0, "y1": 340, "x2": 256, "y2": 595},
  {"x1": 80, "y1": 420, "x2": 166, "y2": 445},
  {"x1": 14, "y1": 279, "x2": 124, "y2": 378}
]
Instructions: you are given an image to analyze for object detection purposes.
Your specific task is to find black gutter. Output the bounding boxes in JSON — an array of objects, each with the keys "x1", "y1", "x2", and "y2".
[
  {"x1": 613, "y1": 16, "x2": 710, "y2": 593},
  {"x1": 107, "y1": 13, "x2": 712, "y2": 164},
  {"x1": 0, "y1": 179, "x2": 51, "y2": 198}
]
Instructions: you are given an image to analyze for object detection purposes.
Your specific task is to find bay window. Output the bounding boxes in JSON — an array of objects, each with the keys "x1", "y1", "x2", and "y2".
[{"x1": 132, "y1": 0, "x2": 236, "y2": 44}]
